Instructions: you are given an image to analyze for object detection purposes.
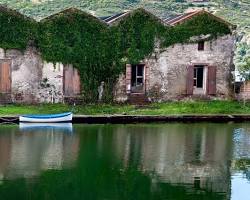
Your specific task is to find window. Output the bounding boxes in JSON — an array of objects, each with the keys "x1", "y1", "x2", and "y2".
[
  {"x1": 198, "y1": 41, "x2": 205, "y2": 51},
  {"x1": 193, "y1": 66, "x2": 204, "y2": 88},
  {"x1": 131, "y1": 64, "x2": 144, "y2": 93}
]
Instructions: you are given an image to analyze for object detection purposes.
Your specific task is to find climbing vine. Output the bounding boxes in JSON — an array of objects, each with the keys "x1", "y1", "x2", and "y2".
[
  {"x1": 0, "y1": 6, "x2": 36, "y2": 50},
  {"x1": 0, "y1": 7, "x2": 232, "y2": 102}
]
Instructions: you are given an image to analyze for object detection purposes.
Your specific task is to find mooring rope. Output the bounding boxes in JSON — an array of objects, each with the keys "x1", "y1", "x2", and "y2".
[{"x1": 0, "y1": 117, "x2": 18, "y2": 123}]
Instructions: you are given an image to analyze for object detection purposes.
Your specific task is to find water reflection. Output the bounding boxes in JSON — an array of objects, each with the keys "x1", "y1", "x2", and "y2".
[
  {"x1": 0, "y1": 123, "x2": 249, "y2": 200},
  {"x1": 0, "y1": 124, "x2": 79, "y2": 180},
  {"x1": 111, "y1": 124, "x2": 232, "y2": 197}
]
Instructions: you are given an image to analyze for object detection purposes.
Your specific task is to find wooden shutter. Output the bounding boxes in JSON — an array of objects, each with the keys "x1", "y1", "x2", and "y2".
[
  {"x1": 186, "y1": 65, "x2": 194, "y2": 95},
  {"x1": 207, "y1": 66, "x2": 217, "y2": 95},
  {"x1": 126, "y1": 64, "x2": 131, "y2": 94},
  {"x1": 63, "y1": 65, "x2": 81, "y2": 96},
  {"x1": 144, "y1": 64, "x2": 149, "y2": 92},
  {"x1": 0, "y1": 60, "x2": 11, "y2": 93}
]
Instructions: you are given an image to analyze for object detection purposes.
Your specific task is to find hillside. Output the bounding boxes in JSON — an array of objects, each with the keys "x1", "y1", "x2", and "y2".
[{"x1": 0, "y1": 1, "x2": 249, "y2": 35}]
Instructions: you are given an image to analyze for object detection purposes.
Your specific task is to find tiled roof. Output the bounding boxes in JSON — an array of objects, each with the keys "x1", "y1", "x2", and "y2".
[
  {"x1": 163, "y1": 9, "x2": 235, "y2": 29},
  {"x1": 164, "y1": 11, "x2": 199, "y2": 25},
  {"x1": 102, "y1": 12, "x2": 128, "y2": 23}
]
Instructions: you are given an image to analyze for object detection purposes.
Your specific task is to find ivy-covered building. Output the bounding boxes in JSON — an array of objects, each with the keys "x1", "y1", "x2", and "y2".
[
  {"x1": 0, "y1": 6, "x2": 236, "y2": 104},
  {"x1": 113, "y1": 10, "x2": 236, "y2": 103}
]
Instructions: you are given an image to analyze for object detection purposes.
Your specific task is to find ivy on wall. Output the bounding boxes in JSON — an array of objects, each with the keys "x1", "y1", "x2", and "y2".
[
  {"x1": 0, "y1": 7, "x2": 232, "y2": 102},
  {"x1": 0, "y1": 6, "x2": 36, "y2": 50},
  {"x1": 163, "y1": 13, "x2": 232, "y2": 47}
]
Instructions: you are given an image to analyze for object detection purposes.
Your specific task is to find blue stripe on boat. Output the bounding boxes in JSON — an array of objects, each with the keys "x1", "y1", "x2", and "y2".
[{"x1": 22, "y1": 112, "x2": 72, "y2": 119}]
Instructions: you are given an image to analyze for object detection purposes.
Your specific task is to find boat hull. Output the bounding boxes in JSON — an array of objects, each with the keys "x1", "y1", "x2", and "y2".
[{"x1": 19, "y1": 112, "x2": 73, "y2": 123}]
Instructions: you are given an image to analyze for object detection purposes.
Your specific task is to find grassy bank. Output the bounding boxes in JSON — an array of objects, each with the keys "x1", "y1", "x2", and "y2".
[{"x1": 1, "y1": 101, "x2": 250, "y2": 116}]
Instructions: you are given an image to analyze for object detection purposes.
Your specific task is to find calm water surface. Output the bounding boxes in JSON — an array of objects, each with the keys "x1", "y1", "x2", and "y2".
[{"x1": 0, "y1": 123, "x2": 250, "y2": 200}]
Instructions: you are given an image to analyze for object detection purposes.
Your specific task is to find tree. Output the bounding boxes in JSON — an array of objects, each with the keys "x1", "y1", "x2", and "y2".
[{"x1": 235, "y1": 42, "x2": 250, "y2": 81}]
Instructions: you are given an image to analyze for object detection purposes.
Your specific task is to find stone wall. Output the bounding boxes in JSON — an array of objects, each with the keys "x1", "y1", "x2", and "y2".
[
  {"x1": 114, "y1": 34, "x2": 235, "y2": 102},
  {"x1": 0, "y1": 46, "x2": 64, "y2": 103},
  {"x1": 37, "y1": 62, "x2": 64, "y2": 103}
]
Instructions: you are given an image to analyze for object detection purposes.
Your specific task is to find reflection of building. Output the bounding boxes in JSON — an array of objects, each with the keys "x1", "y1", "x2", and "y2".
[
  {"x1": 0, "y1": 125, "x2": 79, "y2": 180},
  {"x1": 112, "y1": 124, "x2": 233, "y2": 196},
  {"x1": 0, "y1": 130, "x2": 13, "y2": 183},
  {"x1": 233, "y1": 127, "x2": 250, "y2": 159}
]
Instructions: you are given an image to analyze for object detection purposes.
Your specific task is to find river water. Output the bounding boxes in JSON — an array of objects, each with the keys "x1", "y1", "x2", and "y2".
[{"x1": 0, "y1": 123, "x2": 249, "y2": 200}]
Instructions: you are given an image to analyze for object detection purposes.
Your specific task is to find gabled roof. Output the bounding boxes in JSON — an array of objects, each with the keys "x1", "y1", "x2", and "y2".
[
  {"x1": 40, "y1": 7, "x2": 106, "y2": 25},
  {"x1": 164, "y1": 9, "x2": 236, "y2": 29},
  {"x1": 0, "y1": 5, "x2": 35, "y2": 21},
  {"x1": 102, "y1": 8, "x2": 166, "y2": 26},
  {"x1": 164, "y1": 11, "x2": 198, "y2": 25}
]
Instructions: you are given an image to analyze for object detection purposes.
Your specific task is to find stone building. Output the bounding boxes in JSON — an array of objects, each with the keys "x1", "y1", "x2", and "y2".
[
  {"x1": 113, "y1": 10, "x2": 236, "y2": 103},
  {"x1": 0, "y1": 7, "x2": 236, "y2": 104},
  {"x1": 0, "y1": 46, "x2": 81, "y2": 104}
]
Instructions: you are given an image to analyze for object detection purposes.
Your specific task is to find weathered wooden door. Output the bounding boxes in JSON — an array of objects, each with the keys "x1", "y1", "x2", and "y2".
[
  {"x1": 0, "y1": 60, "x2": 11, "y2": 103},
  {"x1": 63, "y1": 65, "x2": 81, "y2": 97}
]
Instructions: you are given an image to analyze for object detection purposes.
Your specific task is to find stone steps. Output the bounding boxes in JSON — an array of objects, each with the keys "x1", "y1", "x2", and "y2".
[{"x1": 128, "y1": 93, "x2": 149, "y2": 105}]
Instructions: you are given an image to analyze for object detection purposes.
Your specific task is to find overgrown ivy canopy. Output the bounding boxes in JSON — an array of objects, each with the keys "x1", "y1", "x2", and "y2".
[
  {"x1": 0, "y1": 6, "x2": 232, "y2": 102},
  {"x1": 0, "y1": 6, "x2": 36, "y2": 50}
]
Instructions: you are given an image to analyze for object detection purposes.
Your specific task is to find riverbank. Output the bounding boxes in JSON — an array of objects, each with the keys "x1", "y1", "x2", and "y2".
[
  {"x1": 0, "y1": 101, "x2": 250, "y2": 116},
  {"x1": 1, "y1": 101, "x2": 250, "y2": 116},
  {"x1": 2, "y1": 114, "x2": 250, "y2": 124}
]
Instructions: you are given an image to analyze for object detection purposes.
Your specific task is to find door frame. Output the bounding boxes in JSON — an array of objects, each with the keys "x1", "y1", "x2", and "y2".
[
  {"x1": 63, "y1": 64, "x2": 81, "y2": 97},
  {"x1": 131, "y1": 64, "x2": 146, "y2": 94},
  {"x1": 189, "y1": 62, "x2": 210, "y2": 95},
  {"x1": 193, "y1": 65, "x2": 208, "y2": 95}
]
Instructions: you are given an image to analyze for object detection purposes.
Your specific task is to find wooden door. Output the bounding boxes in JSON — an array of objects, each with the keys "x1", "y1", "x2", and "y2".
[
  {"x1": 63, "y1": 65, "x2": 81, "y2": 97},
  {"x1": 0, "y1": 60, "x2": 11, "y2": 94}
]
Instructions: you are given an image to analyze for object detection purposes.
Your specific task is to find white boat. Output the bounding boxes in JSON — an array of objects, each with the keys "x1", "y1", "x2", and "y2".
[{"x1": 19, "y1": 112, "x2": 73, "y2": 123}]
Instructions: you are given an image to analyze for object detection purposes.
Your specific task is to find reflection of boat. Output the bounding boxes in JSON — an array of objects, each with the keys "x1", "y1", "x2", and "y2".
[
  {"x1": 19, "y1": 112, "x2": 72, "y2": 123},
  {"x1": 19, "y1": 123, "x2": 73, "y2": 133}
]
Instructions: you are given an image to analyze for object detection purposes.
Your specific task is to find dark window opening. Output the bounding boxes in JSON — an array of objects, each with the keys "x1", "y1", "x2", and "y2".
[
  {"x1": 194, "y1": 177, "x2": 201, "y2": 189},
  {"x1": 193, "y1": 66, "x2": 204, "y2": 88},
  {"x1": 198, "y1": 41, "x2": 205, "y2": 51},
  {"x1": 131, "y1": 64, "x2": 144, "y2": 93}
]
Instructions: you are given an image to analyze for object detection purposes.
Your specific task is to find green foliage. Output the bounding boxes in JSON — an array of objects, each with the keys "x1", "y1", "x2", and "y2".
[
  {"x1": 38, "y1": 9, "x2": 118, "y2": 101},
  {"x1": 0, "y1": 7, "x2": 231, "y2": 102},
  {"x1": 0, "y1": 6, "x2": 36, "y2": 50},
  {"x1": 2, "y1": 101, "x2": 250, "y2": 115},
  {"x1": 235, "y1": 42, "x2": 250, "y2": 80},
  {"x1": 110, "y1": 9, "x2": 165, "y2": 64},
  {"x1": 164, "y1": 13, "x2": 231, "y2": 46}
]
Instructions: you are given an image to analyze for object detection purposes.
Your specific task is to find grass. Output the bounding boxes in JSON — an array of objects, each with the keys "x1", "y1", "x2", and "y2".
[{"x1": 1, "y1": 101, "x2": 250, "y2": 116}]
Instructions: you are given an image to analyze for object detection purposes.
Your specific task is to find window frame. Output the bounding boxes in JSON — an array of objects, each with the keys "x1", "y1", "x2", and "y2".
[{"x1": 198, "y1": 41, "x2": 205, "y2": 51}]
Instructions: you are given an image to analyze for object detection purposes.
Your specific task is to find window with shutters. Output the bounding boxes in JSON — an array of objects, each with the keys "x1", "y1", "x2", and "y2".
[
  {"x1": 187, "y1": 64, "x2": 216, "y2": 96},
  {"x1": 193, "y1": 65, "x2": 206, "y2": 95}
]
